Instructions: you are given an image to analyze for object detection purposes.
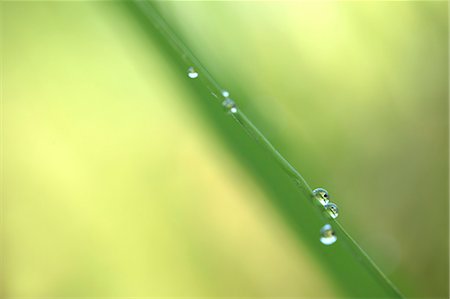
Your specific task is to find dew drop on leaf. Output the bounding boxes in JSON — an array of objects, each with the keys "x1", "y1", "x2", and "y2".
[
  {"x1": 325, "y1": 202, "x2": 339, "y2": 219},
  {"x1": 320, "y1": 224, "x2": 337, "y2": 245},
  {"x1": 222, "y1": 98, "x2": 237, "y2": 114},
  {"x1": 187, "y1": 66, "x2": 199, "y2": 79},
  {"x1": 312, "y1": 188, "x2": 330, "y2": 206}
]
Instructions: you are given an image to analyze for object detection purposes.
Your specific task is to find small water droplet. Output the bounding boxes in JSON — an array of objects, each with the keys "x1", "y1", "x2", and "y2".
[
  {"x1": 187, "y1": 67, "x2": 199, "y2": 79},
  {"x1": 312, "y1": 188, "x2": 330, "y2": 206},
  {"x1": 324, "y1": 202, "x2": 339, "y2": 219},
  {"x1": 222, "y1": 98, "x2": 238, "y2": 114},
  {"x1": 320, "y1": 224, "x2": 337, "y2": 245},
  {"x1": 222, "y1": 90, "x2": 230, "y2": 97}
]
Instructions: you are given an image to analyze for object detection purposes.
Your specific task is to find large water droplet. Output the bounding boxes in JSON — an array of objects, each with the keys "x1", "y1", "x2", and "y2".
[
  {"x1": 222, "y1": 98, "x2": 237, "y2": 114},
  {"x1": 320, "y1": 224, "x2": 337, "y2": 245},
  {"x1": 312, "y1": 188, "x2": 330, "y2": 206},
  {"x1": 324, "y1": 202, "x2": 339, "y2": 219},
  {"x1": 222, "y1": 90, "x2": 230, "y2": 97},
  {"x1": 187, "y1": 67, "x2": 199, "y2": 79}
]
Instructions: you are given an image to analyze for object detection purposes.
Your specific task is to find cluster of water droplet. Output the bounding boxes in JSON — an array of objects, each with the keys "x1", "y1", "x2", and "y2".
[
  {"x1": 312, "y1": 188, "x2": 339, "y2": 219},
  {"x1": 188, "y1": 65, "x2": 337, "y2": 245},
  {"x1": 221, "y1": 90, "x2": 238, "y2": 114},
  {"x1": 187, "y1": 67, "x2": 237, "y2": 114},
  {"x1": 312, "y1": 188, "x2": 340, "y2": 245},
  {"x1": 320, "y1": 224, "x2": 337, "y2": 245}
]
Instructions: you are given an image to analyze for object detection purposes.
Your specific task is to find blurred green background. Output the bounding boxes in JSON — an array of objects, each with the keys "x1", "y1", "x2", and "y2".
[{"x1": 2, "y1": 1, "x2": 448, "y2": 298}]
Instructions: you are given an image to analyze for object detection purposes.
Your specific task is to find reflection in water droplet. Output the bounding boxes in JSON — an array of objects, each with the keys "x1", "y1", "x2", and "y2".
[
  {"x1": 222, "y1": 98, "x2": 238, "y2": 114},
  {"x1": 312, "y1": 188, "x2": 330, "y2": 206},
  {"x1": 222, "y1": 90, "x2": 230, "y2": 97},
  {"x1": 325, "y1": 202, "x2": 339, "y2": 219},
  {"x1": 187, "y1": 67, "x2": 199, "y2": 79},
  {"x1": 320, "y1": 224, "x2": 337, "y2": 245}
]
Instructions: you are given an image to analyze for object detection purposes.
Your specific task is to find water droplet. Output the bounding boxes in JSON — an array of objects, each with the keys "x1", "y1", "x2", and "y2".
[
  {"x1": 222, "y1": 98, "x2": 238, "y2": 114},
  {"x1": 312, "y1": 188, "x2": 330, "y2": 206},
  {"x1": 222, "y1": 90, "x2": 230, "y2": 97},
  {"x1": 320, "y1": 224, "x2": 337, "y2": 245},
  {"x1": 324, "y1": 202, "x2": 339, "y2": 219},
  {"x1": 187, "y1": 67, "x2": 199, "y2": 79}
]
